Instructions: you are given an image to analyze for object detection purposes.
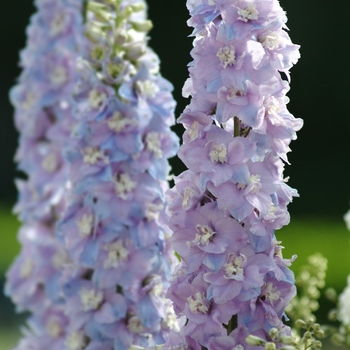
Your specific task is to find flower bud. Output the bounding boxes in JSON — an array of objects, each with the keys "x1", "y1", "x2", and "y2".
[{"x1": 246, "y1": 335, "x2": 266, "y2": 346}]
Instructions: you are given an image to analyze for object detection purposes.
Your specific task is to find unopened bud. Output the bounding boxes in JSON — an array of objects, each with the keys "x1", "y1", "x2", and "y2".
[
  {"x1": 303, "y1": 331, "x2": 312, "y2": 340},
  {"x1": 269, "y1": 328, "x2": 278, "y2": 339},
  {"x1": 325, "y1": 287, "x2": 337, "y2": 302},
  {"x1": 264, "y1": 342, "x2": 276, "y2": 350},
  {"x1": 129, "y1": 3, "x2": 146, "y2": 12},
  {"x1": 130, "y1": 20, "x2": 153, "y2": 33},
  {"x1": 279, "y1": 336, "x2": 295, "y2": 345},
  {"x1": 331, "y1": 333, "x2": 345, "y2": 345},
  {"x1": 311, "y1": 340, "x2": 322, "y2": 348},
  {"x1": 314, "y1": 329, "x2": 325, "y2": 338},
  {"x1": 328, "y1": 309, "x2": 338, "y2": 321},
  {"x1": 295, "y1": 319, "x2": 307, "y2": 328},
  {"x1": 246, "y1": 335, "x2": 266, "y2": 346}
]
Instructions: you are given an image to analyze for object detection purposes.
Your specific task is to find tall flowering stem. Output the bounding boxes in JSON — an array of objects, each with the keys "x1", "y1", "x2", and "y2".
[
  {"x1": 56, "y1": 1, "x2": 179, "y2": 349},
  {"x1": 165, "y1": 0, "x2": 302, "y2": 348},
  {"x1": 5, "y1": 0, "x2": 83, "y2": 348}
]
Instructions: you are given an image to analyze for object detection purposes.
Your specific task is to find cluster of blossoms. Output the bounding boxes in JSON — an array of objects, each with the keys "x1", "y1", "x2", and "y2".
[
  {"x1": 5, "y1": 0, "x2": 84, "y2": 349},
  {"x1": 164, "y1": 0, "x2": 302, "y2": 348},
  {"x1": 55, "y1": 0, "x2": 179, "y2": 349}
]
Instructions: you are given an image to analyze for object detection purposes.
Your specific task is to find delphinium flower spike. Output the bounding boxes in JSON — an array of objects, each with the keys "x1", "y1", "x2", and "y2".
[
  {"x1": 56, "y1": 1, "x2": 179, "y2": 349},
  {"x1": 165, "y1": 0, "x2": 302, "y2": 348},
  {"x1": 5, "y1": 0, "x2": 84, "y2": 349}
]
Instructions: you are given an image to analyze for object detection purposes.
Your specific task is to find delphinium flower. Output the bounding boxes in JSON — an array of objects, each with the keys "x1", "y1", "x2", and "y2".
[
  {"x1": 5, "y1": 0, "x2": 84, "y2": 349},
  {"x1": 56, "y1": 1, "x2": 179, "y2": 349},
  {"x1": 164, "y1": 0, "x2": 302, "y2": 348}
]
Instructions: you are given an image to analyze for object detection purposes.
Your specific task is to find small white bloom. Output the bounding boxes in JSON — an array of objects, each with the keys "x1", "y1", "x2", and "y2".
[
  {"x1": 136, "y1": 80, "x2": 159, "y2": 99},
  {"x1": 193, "y1": 224, "x2": 215, "y2": 246},
  {"x1": 65, "y1": 331, "x2": 86, "y2": 350},
  {"x1": 146, "y1": 132, "x2": 163, "y2": 158},
  {"x1": 338, "y1": 275, "x2": 350, "y2": 326},
  {"x1": 50, "y1": 12, "x2": 68, "y2": 37},
  {"x1": 210, "y1": 143, "x2": 228, "y2": 163},
  {"x1": 260, "y1": 31, "x2": 280, "y2": 50},
  {"x1": 42, "y1": 153, "x2": 58, "y2": 172},
  {"x1": 49, "y1": 66, "x2": 68, "y2": 86},
  {"x1": 79, "y1": 288, "x2": 103, "y2": 312},
  {"x1": 46, "y1": 317, "x2": 62, "y2": 338},
  {"x1": 127, "y1": 315, "x2": 145, "y2": 334},
  {"x1": 108, "y1": 111, "x2": 137, "y2": 133},
  {"x1": 216, "y1": 46, "x2": 236, "y2": 68},
  {"x1": 83, "y1": 147, "x2": 108, "y2": 165},
  {"x1": 237, "y1": 4, "x2": 259, "y2": 22},
  {"x1": 187, "y1": 292, "x2": 209, "y2": 314},
  {"x1": 224, "y1": 253, "x2": 246, "y2": 279},
  {"x1": 88, "y1": 88, "x2": 107, "y2": 109},
  {"x1": 145, "y1": 203, "x2": 163, "y2": 221},
  {"x1": 114, "y1": 173, "x2": 137, "y2": 199},
  {"x1": 77, "y1": 213, "x2": 94, "y2": 237},
  {"x1": 104, "y1": 240, "x2": 129, "y2": 269}
]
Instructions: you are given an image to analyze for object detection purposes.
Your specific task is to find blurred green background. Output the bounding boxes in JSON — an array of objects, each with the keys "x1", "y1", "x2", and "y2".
[{"x1": 1, "y1": 0, "x2": 350, "y2": 349}]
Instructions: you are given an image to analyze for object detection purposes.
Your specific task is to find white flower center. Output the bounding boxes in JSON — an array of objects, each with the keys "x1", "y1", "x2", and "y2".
[
  {"x1": 83, "y1": 147, "x2": 107, "y2": 165},
  {"x1": 193, "y1": 224, "x2": 215, "y2": 246},
  {"x1": 50, "y1": 66, "x2": 67, "y2": 86},
  {"x1": 216, "y1": 46, "x2": 236, "y2": 69},
  {"x1": 106, "y1": 62, "x2": 124, "y2": 79},
  {"x1": 262, "y1": 282, "x2": 281, "y2": 304},
  {"x1": 237, "y1": 4, "x2": 259, "y2": 22},
  {"x1": 104, "y1": 240, "x2": 129, "y2": 269},
  {"x1": 234, "y1": 346, "x2": 244, "y2": 350},
  {"x1": 146, "y1": 132, "x2": 163, "y2": 158},
  {"x1": 182, "y1": 187, "x2": 195, "y2": 210},
  {"x1": 20, "y1": 258, "x2": 34, "y2": 278},
  {"x1": 79, "y1": 288, "x2": 103, "y2": 312},
  {"x1": 46, "y1": 317, "x2": 62, "y2": 338},
  {"x1": 145, "y1": 203, "x2": 163, "y2": 221},
  {"x1": 224, "y1": 254, "x2": 246, "y2": 279},
  {"x1": 65, "y1": 332, "x2": 86, "y2": 350},
  {"x1": 136, "y1": 80, "x2": 159, "y2": 99},
  {"x1": 187, "y1": 292, "x2": 209, "y2": 314},
  {"x1": 52, "y1": 249, "x2": 70, "y2": 270},
  {"x1": 264, "y1": 96, "x2": 280, "y2": 115},
  {"x1": 88, "y1": 89, "x2": 107, "y2": 109},
  {"x1": 77, "y1": 214, "x2": 94, "y2": 237},
  {"x1": 249, "y1": 174, "x2": 261, "y2": 193},
  {"x1": 114, "y1": 173, "x2": 137, "y2": 199},
  {"x1": 50, "y1": 12, "x2": 67, "y2": 37},
  {"x1": 260, "y1": 31, "x2": 280, "y2": 50},
  {"x1": 188, "y1": 121, "x2": 199, "y2": 140},
  {"x1": 209, "y1": 143, "x2": 227, "y2": 163},
  {"x1": 108, "y1": 111, "x2": 136, "y2": 133},
  {"x1": 128, "y1": 316, "x2": 145, "y2": 334},
  {"x1": 90, "y1": 45, "x2": 106, "y2": 61},
  {"x1": 42, "y1": 153, "x2": 58, "y2": 172},
  {"x1": 22, "y1": 92, "x2": 36, "y2": 110}
]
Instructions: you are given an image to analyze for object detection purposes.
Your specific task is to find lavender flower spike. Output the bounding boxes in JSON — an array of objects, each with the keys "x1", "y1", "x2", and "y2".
[
  {"x1": 57, "y1": 1, "x2": 179, "y2": 349},
  {"x1": 5, "y1": 0, "x2": 84, "y2": 348},
  {"x1": 165, "y1": 0, "x2": 302, "y2": 348}
]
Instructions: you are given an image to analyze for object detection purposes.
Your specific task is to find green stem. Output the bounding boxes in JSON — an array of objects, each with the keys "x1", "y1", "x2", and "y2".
[
  {"x1": 234, "y1": 116, "x2": 240, "y2": 137},
  {"x1": 83, "y1": 0, "x2": 88, "y2": 23},
  {"x1": 226, "y1": 315, "x2": 237, "y2": 335}
]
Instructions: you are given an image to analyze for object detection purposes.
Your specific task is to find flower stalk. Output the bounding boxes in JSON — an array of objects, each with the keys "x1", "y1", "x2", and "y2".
[
  {"x1": 164, "y1": 0, "x2": 302, "y2": 348},
  {"x1": 56, "y1": 1, "x2": 179, "y2": 349}
]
